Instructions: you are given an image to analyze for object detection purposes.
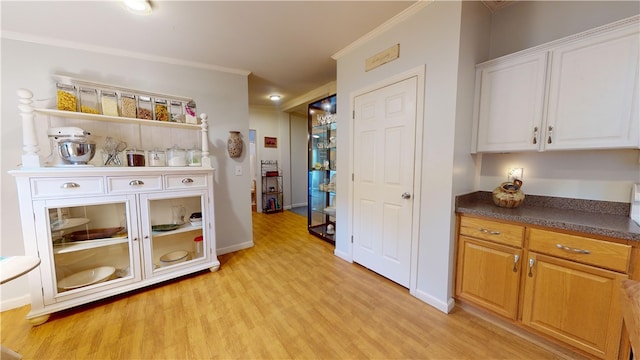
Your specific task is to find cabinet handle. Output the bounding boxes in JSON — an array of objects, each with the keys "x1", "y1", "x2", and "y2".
[
  {"x1": 532, "y1": 126, "x2": 538, "y2": 145},
  {"x1": 60, "y1": 182, "x2": 80, "y2": 189},
  {"x1": 144, "y1": 235, "x2": 149, "y2": 240},
  {"x1": 547, "y1": 126, "x2": 553, "y2": 144},
  {"x1": 556, "y1": 243, "x2": 590, "y2": 254},
  {"x1": 181, "y1": 178, "x2": 194, "y2": 184},
  {"x1": 133, "y1": 237, "x2": 138, "y2": 242},
  {"x1": 513, "y1": 254, "x2": 520, "y2": 272},
  {"x1": 528, "y1": 258, "x2": 535, "y2": 277},
  {"x1": 479, "y1": 228, "x2": 500, "y2": 235},
  {"x1": 129, "y1": 180, "x2": 145, "y2": 186}
]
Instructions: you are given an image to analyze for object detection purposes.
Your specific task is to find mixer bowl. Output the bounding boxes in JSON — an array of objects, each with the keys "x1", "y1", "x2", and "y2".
[{"x1": 58, "y1": 141, "x2": 96, "y2": 165}]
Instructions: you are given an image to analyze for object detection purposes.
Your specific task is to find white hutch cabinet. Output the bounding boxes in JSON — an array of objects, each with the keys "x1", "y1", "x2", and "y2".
[
  {"x1": 472, "y1": 15, "x2": 639, "y2": 153},
  {"x1": 10, "y1": 80, "x2": 219, "y2": 325}
]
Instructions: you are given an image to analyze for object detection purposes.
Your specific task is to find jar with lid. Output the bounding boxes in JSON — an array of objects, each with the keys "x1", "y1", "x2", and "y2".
[
  {"x1": 193, "y1": 235, "x2": 204, "y2": 258},
  {"x1": 79, "y1": 87, "x2": 100, "y2": 114},
  {"x1": 167, "y1": 146, "x2": 187, "y2": 166},
  {"x1": 187, "y1": 148, "x2": 202, "y2": 167},
  {"x1": 101, "y1": 90, "x2": 119, "y2": 116},
  {"x1": 185, "y1": 100, "x2": 198, "y2": 124},
  {"x1": 137, "y1": 96, "x2": 153, "y2": 120},
  {"x1": 56, "y1": 83, "x2": 78, "y2": 111},
  {"x1": 126, "y1": 149, "x2": 145, "y2": 167},
  {"x1": 170, "y1": 101, "x2": 184, "y2": 123},
  {"x1": 120, "y1": 93, "x2": 137, "y2": 118},
  {"x1": 148, "y1": 148, "x2": 166, "y2": 167},
  {"x1": 154, "y1": 98, "x2": 169, "y2": 121}
]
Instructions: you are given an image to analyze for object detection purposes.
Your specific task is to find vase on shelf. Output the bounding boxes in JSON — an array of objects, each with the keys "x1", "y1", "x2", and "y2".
[{"x1": 227, "y1": 131, "x2": 243, "y2": 158}]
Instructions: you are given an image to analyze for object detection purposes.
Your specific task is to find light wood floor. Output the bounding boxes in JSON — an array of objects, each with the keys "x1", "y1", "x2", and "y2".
[{"x1": 1, "y1": 210, "x2": 568, "y2": 359}]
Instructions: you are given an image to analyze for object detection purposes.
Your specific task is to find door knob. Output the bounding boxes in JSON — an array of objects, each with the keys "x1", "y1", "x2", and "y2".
[{"x1": 401, "y1": 192, "x2": 411, "y2": 199}]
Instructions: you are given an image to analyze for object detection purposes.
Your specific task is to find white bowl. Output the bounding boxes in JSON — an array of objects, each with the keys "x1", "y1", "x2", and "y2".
[
  {"x1": 159, "y1": 250, "x2": 189, "y2": 266},
  {"x1": 190, "y1": 219, "x2": 202, "y2": 226}
]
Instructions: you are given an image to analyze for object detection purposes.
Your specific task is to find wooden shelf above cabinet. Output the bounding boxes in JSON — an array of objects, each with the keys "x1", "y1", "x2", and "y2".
[{"x1": 35, "y1": 108, "x2": 201, "y2": 130}]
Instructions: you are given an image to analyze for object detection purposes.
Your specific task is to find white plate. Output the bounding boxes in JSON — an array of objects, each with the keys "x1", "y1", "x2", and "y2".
[
  {"x1": 50, "y1": 218, "x2": 90, "y2": 232},
  {"x1": 57, "y1": 266, "x2": 115, "y2": 290}
]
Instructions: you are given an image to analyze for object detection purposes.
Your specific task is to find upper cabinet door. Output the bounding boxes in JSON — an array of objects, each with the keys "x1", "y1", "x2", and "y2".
[
  {"x1": 474, "y1": 52, "x2": 548, "y2": 153},
  {"x1": 544, "y1": 27, "x2": 639, "y2": 150}
]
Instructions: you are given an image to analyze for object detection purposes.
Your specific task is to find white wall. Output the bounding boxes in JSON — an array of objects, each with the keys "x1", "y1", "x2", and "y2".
[
  {"x1": 335, "y1": 1, "x2": 491, "y2": 312},
  {"x1": 1, "y1": 38, "x2": 253, "y2": 309},
  {"x1": 479, "y1": 1, "x2": 640, "y2": 202},
  {"x1": 289, "y1": 113, "x2": 309, "y2": 208}
]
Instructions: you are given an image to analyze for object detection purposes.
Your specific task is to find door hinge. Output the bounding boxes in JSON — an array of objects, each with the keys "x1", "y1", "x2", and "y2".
[
  {"x1": 352, "y1": 110, "x2": 355, "y2": 119},
  {"x1": 351, "y1": 235, "x2": 354, "y2": 243},
  {"x1": 352, "y1": 173, "x2": 354, "y2": 181}
]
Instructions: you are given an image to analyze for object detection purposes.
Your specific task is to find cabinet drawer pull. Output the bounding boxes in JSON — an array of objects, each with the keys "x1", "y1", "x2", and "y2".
[
  {"x1": 60, "y1": 182, "x2": 80, "y2": 189},
  {"x1": 547, "y1": 125, "x2": 553, "y2": 144},
  {"x1": 479, "y1": 228, "x2": 500, "y2": 235},
  {"x1": 129, "y1": 180, "x2": 145, "y2": 186},
  {"x1": 528, "y1": 258, "x2": 535, "y2": 277},
  {"x1": 513, "y1": 254, "x2": 520, "y2": 272},
  {"x1": 181, "y1": 178, "x2": 194, "y2": 184},
  {"x1": 556, "y1": 243, "x2": 590, "y2": 254},
  {"x1": 532, "y1": 126, "x2": 538, "y2": 145}
]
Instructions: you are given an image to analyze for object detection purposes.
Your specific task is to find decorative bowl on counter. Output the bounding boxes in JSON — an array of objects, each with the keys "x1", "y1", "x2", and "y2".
[
  {"x1": 492, "y1": 179, "x2": 525, "y2": 208},
  {"x1": 58, "y1": 141, "x2": 96, "y2": 165}
]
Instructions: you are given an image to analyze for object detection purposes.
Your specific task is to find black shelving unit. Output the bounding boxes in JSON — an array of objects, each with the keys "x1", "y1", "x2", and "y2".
[
  {"x1": 261, "y1": 160, "x2": 283, "y2": 214},
  {"x1": 308, "y1": 94, "x2": 336, "y2": 244}
]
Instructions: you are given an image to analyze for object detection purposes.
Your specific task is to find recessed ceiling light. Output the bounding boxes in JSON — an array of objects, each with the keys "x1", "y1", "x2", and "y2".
[
  {"x1": 269, "y1": 95, "x2": 281, "y2": 101},
  {"x1": 123, "y1": 0, "x2": 152, "y2": 15}
]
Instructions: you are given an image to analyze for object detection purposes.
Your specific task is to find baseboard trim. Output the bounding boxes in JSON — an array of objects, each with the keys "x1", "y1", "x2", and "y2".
[
  {"x1": 333, "y1": 249, "x2": 352, "y2": 263},
  {"x1": 412, "y1": 288, "x2": 454, "y2": 314},
  {"x1": 1, "y1": 294, "x2": 30, "y2": 312},
  {"x1": 216, "y1": 241, "x2": 254, "y2": 255}
]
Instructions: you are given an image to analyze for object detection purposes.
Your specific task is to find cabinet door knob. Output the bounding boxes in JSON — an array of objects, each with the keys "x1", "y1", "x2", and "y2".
[
  {"x1": 547, "y1": 126, "x2": 553, "y2": 144},
  {"x1": 532, "y1": 126, "x2": 538, "y2": 145},
  {"x1": 401, "y1": 192, "x2": 411, "y2": 199},
  {"x1": 181, "y1": 178, "x2": 194, "y2": 184},
  {"x1": 60, "y1": 182, "x2": 80, "y2": 189},
  {"x1": 129, "y1": 180, "x2": 144, "y2": 186},
  {"x1": 528, "y1": 258, "x2": 535, "y2": 277},
  {"x1": 513, "y1": 254, "x2": 520, "y2": 272}
]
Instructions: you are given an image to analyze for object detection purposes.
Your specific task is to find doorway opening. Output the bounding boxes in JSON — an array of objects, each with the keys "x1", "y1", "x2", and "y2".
[{"x1": 249, "y1": 129, "x2": 257, "y2": 212}]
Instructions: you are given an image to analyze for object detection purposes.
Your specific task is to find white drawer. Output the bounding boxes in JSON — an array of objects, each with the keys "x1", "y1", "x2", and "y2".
[
  {"x1": 31, "y1": 177, "x2": 105, "y2": 198},
  {"x1": 165, "y1": 174, "x2": 208, "y2": 190},
  {"x1": 107, "y1": 176, "x2": 162, "y2": 193}
]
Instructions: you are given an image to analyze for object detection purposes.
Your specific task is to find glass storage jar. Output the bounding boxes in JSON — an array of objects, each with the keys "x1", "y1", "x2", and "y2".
[
  {"x1": 148, "y1": 148, "x2": 166, "y2": 167},
  {"x1": 170, "y1": 101, "x2": 184, "y2": 123},
  {"x1": 185, "y1": 100, "x2": 198, "y2": 124},
  {"x1": 137, "y1": 96, "x2": 153, "y2": 120},
  {"x1": 120, "y1": 93, "x2": 137, "y2": 118},
  {"x1": 126, "y1": 149, "x2": 145, "y2": 167},
  {"x1": 56, "y1": 83, "x2": 78, "y2": 111},
  {"x1": 167, "y1": 146, "x2": 187, "y2": 167},
  {"x1": 154, "y1": 98, "x2": 169, "y2": 121},
  {"x1": 79, "y1": 87, "x2": 100, "y2": 114},
  {"x1": 101, "y1": 90, "x2": 119, "y2": 116},
  {"x1": 187, "y1": 148, "x2": 202, "y2": 167}
]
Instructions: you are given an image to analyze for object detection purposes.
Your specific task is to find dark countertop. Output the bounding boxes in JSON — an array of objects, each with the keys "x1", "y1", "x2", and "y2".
[{"x1": 455, "y1": 192, "x2": 640, "y2": 242}]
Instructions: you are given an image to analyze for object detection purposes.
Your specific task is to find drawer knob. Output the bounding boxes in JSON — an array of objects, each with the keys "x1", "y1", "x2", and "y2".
[
  {"x1": 181, "y1": 178, "x2": 194, "y2": 184},
  {"x1": 528, "y1": 258, "x2": 535, "y2": 277},
  {"x1": 129, "y1": 180, "x2": 145, "y2": 186},
  {"x1": 556, "y1": 243, "x2": 590, "y2": 255},
  {"x1": 60, "y1": 182, "x2": 80, "y2": 189},
  {"x1": 479, "y1": 228, "x2": 500, "y2": 235},
  {"x1": 513, "y1": 254, "x2": 520, "y2": 273}
]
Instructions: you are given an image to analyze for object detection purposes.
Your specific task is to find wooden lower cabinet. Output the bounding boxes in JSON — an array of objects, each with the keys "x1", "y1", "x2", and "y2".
[
  {"x1": 522, "y1": 252, "x2": 627, "y2": 360},
  {"x1": 456, "y1": 237, "x2": 522, "y2": 320},
  {"x1": 455, "y1": 215, "x2": 635, "y2": 360}
]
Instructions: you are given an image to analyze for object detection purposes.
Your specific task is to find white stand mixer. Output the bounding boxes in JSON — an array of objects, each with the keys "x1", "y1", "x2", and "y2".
[{"x1": 46, "y1": 127, "x2": 92, "y2": 166}]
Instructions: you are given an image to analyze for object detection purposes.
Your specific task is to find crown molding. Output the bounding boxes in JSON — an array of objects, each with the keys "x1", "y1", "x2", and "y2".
[
  {"x1": 2, "y1": 31, "x2": 251, "y2": 76},
  {"x1": 332, "y1": 0, "x2": 434, "y2": 60}
]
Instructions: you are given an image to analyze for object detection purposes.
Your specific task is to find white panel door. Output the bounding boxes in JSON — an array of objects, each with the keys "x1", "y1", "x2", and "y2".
[
  {"x1": 352, "y1": 76, "x2": 417, "y2": 287},
  {"x1": 545, "y1": 26, "x2": 639, "y2": 150}
]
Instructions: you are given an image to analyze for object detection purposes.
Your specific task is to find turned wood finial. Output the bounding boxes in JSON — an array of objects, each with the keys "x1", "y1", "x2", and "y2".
[
  {"x1": 200, "y1": 113, "x2": 211, "y2": 168},
  {"x1": 17, "y1": 88, "x2": 41, "y2": 168}
]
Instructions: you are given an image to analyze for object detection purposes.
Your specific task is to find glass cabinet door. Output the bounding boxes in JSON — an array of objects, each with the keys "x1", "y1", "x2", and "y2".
[
  {"x1": 140, "y1": 190, "x2": 208, "y2": 277},
  {"x1": 308, "y1": 94, "x2": 336, "y2": 243},
  {"x1": 34, "y1": 195, "x2": 140, "y2": 304}
]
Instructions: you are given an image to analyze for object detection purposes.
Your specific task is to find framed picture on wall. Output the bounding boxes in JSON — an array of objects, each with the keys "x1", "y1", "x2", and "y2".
[{"x1": 264, "y1": 136, "x2": 277, "y2": 148}]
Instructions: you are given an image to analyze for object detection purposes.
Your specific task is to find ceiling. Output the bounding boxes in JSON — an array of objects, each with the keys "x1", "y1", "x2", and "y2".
[{"x1": 1, "y1": 1, "x2": 513, "y2": 110}]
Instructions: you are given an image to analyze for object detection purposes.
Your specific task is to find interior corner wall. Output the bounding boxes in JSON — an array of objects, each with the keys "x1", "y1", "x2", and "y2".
[
  {"x1": 289, "y1": 113, "x2": 308, "y2": 208},
  {"x1": 0, "y1": 38, "x2": 252, "y2": 310},
  {"x1": 478, "y1": 1, "x2": 640, "y2": 203},
  {"x1": 335, "y1": 1, "x2": 467, "y2": 313}
]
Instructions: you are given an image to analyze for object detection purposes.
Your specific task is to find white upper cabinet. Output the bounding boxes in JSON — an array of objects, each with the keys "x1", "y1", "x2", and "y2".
[
  {"x1": 472, "y1": 16, "x2": 639, "y2": 153},
  {"x1": 474, "y1": 52, "x2": 548, "y2": 152},
  {"x1": 545, "y1": 26, "x2": 639, "y2": 150}
]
